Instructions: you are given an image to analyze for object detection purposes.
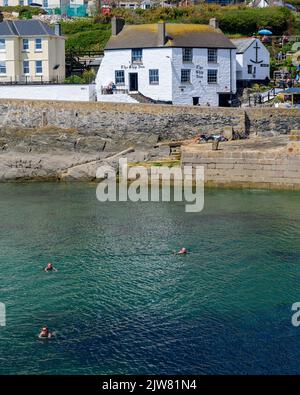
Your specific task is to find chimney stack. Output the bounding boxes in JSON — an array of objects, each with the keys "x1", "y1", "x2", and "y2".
[
  {"x1": 54, "y1": 23, "x2": 62, "y2": 36},
  {"x1": 158, "y1": 21, "x2": 166, "y2": 46},
  {"x1": 112, "y1": 17, "x2": 125, "y2": 36},
  {"x1": 209, "y1": 18, "x2": 219, "y2": 29}
]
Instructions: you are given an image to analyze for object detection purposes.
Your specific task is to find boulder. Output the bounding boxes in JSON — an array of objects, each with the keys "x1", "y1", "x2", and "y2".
[{"x1": 223, "y1": 126, "x2": 233, "y2": 141}]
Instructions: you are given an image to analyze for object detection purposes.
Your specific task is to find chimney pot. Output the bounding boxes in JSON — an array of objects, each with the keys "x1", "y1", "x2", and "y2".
[
  {"x1": 112, "y1": 16, "x2": 125, "y2": 36},
  {"x1": 54, "y1": 23, "x2": 62, "y2": 36},
  {"x1": 209, "y1": 18, "x2": 219, "y2": 29},
  {"x1": 158, "y1": 21, "x2": 166, "y2": 46}
]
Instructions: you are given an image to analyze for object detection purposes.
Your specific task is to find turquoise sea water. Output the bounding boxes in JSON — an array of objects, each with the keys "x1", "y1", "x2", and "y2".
[{"x1": 0, "y1": 183, "x2": 300, "y2": 375}]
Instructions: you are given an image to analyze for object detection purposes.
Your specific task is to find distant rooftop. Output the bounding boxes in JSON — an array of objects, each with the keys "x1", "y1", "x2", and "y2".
[
  {"x1": 231, "y1": 38, "x2": 256, "y2": 54},
  {"x1": 106, "y1": 23, "x2": 236, "y2": 50},
  {"x1": 283, "y1": 88, "x2": 300, "y2": 94},
  {"x1": 0, "y1": 20, "x2": 57, "y2": 37}
]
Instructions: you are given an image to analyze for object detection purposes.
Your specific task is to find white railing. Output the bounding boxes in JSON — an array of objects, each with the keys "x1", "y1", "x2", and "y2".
[{"x1": 0, "y1": 75, "x2": 66, "y2": 85}]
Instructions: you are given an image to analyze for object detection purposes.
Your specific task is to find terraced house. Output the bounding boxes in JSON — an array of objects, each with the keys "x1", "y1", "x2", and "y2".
[
  {"x1": 0, "y1": 20, "x2": 65, "y2": 83},
  {"x1": 96, "y1": 17, "x2": 237, "y2": 106}
]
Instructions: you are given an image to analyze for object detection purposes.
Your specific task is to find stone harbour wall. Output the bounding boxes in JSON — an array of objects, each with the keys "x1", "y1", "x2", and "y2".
[
  {"x1": 0, "y1": 99, "x2": 299, "y2": 186},
  {"x1": 182, "y1": 148, "x2": 300, "y2": 190},
  {"x1": 0, "y1": 100, "x2": 245, "y2": 141},
  {"x1": 0, "y1": 100, "x2": 299, "y2": 139}
]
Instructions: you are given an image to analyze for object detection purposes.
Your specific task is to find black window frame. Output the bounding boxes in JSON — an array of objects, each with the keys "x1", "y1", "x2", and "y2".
[
  {"x1": 181, "y1": 69, "x2": 191, "y2": 84},
  {"x1": 207, "y1": 69, "x2": 218, "y2": 84},
  {"x1": 182, "y1": 48, "x2": 193, "y2": 63},
  {"x1": 208, "y1": 49, "x2": 218, "y2": 63}
]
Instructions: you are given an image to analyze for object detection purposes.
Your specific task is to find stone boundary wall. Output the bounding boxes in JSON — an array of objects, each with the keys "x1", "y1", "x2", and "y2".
[
  {"x1": 182, "y1": 149, "x2": 300, "y2": 190},
  {"x1": 0, "y1": 100, "x2": 299, "y2": 139},
  {"x1": 0, "y1": 100, "x2": 245, "y2": 141}
]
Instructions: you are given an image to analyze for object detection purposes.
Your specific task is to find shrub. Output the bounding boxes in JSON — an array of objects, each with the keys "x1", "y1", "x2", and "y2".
[
  {"x1": 218, "y1": 7, "x2": 292, "y2": 36},
  {"x1": 62, "y1": 5, "x2": 296, "y2": 52},
  {"x1": 0, "y1": 6, "x2": 46, "y2": 16},
  {"x1": 64, "y1": 75, "x2": 85, "y2": 84},
  {"x1": 82, "y1": 69, "x2": 96, "y2": 83},
  {"x1": 106, "y1": 5, "x2": 293, "y2": 36}
]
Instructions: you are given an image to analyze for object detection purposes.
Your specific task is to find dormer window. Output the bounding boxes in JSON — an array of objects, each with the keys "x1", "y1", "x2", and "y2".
[
  {"x1": 182, "y1": 48, "x2": 193, "y2": 63},
  {"x1": 132, "y1": 48, "x2": 143, "y2": 64}
]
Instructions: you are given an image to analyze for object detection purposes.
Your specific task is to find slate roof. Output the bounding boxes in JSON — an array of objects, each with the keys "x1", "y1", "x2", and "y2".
[
  {"x1": 0, "y1": 20, "x2": 57, "y2": 37},
  {"x1": 106, "y1": 23, "x2": 236, "y2": 50},
  {"x1": 231, "y1": 38, "x2": 256, "y2": 54}
]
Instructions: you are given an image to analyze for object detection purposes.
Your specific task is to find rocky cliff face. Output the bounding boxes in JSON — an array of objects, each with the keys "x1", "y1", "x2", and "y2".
[{"x1": 0, "y1": 125, "x2": 166, "y2": 182}]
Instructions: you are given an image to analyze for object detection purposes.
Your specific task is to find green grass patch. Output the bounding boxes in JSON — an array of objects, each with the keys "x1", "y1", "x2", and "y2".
[
  {"x1": 55, "y1": 5, "x2": 296, "y2": 52},
  {"x1": 60, "y1": 19, "x2": 111, "y2": 52}
]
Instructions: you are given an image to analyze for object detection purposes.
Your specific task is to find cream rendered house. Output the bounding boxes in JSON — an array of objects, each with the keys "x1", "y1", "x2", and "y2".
[{"x1": 0, "y1": 20, "x2": 65, "y2": 83}]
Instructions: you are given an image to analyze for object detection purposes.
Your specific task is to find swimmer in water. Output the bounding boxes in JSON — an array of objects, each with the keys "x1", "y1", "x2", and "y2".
[
  {"x1": 175, "y1": 247, "x2": 188, "y2": 255},
  {"x1": 39, "y1": 326, "x2": 52, "y2": 339},
  {"x1": 44, "y1": 263, "x2": 58, "y2": 272}
]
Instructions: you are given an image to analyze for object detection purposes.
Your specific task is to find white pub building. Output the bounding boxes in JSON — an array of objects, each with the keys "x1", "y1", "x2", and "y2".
[{"x1": 96, "y1": 18, "x2": 237, "y2": 106}]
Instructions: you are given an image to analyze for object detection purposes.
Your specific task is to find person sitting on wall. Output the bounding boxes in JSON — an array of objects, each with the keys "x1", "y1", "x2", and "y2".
[{"x1": 107, "y1": 82, "x2": 114, "y2": 94}]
